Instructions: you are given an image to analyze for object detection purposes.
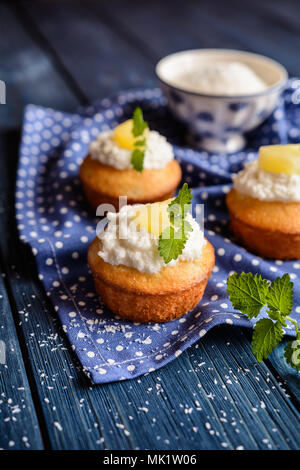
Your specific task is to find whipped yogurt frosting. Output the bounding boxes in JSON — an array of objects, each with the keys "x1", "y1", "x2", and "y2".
[
  {"x1": 98, "y1": 205, "x2": 206, "y2": 274},
  {"x1": 233, "y1": 160, "x2": 300, "y2": 202},
  {"x1": 89, "y1": 130, "x2": 174, "y2": 170}
]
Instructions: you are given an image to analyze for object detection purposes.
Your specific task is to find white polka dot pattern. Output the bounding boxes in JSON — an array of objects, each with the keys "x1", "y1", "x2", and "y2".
[{"x1": 16, "y1": 84, "x2": 300, "y2": 384}]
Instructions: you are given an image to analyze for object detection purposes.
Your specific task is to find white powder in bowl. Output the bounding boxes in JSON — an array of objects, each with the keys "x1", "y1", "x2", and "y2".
[{"x1": 174, "y1": 61, "x2": 266, "y2": 96}]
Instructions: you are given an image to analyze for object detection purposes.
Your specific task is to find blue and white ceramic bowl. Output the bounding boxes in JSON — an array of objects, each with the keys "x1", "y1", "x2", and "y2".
[{"x1": 156, "y1": 49, "x2": 288, "y2": 153}]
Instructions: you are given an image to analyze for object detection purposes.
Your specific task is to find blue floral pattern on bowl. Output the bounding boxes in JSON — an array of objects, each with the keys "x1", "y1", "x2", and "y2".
[
  {"x1": 156, "y1": 49, "x2": 288, "y2": 153},
  {"x1": 160, "y1": 82, "x2": 283, "y2": 153}
]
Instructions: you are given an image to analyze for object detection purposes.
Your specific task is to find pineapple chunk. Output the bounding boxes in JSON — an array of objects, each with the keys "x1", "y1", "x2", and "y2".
[
  {"x1": 113, "y1": 119, "x2": 148, "y2": 150},
  {"x1": 258, "y1": 144, "x2": 300, "y2": 175},
  {"x1": 134, "y1": 199, "x2": 173, "y2": 237}
]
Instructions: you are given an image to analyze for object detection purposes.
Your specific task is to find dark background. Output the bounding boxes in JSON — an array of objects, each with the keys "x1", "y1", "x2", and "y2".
[{"x1": 0, "y1": 0, "x2": 299, "y2": 451}]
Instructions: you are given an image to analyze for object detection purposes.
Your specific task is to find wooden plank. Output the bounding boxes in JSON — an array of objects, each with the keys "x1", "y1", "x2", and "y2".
[
  {"x1": 94, "y1": 0, "x2": 242, "y2": 58},
  {"x1": 0, "y1": 279, "x2": 44, "y2": 451},
  {"x1": 0, "y1": 229, "x2": 134, "y2": 449},
  {"x1": 108, "y1": 326, "x2": 300, "y2": 450},
  {"x1": 0, "y1": 5, "x2": 56, "y2": 450},
  {"x1": 260, "y1": 0, "x2": 300, "y2": 32},
  {"x1": 0, "y1": 4, "x2": 78, "y2": 134},
  {"x1": 0, "y1": 197, "x2": 43, "y2": 449},
  {"x1": 96, "y1": 0, "x2": 300, "y2": 76},
  {"x1": 184, "y1": 0, "x2": 300, "y2": 75},
  {"x1": 11, "y1": 0, "x2": 300, "y2": 450},
  {"x1": 19, "y1": 0, "x2": 155, "y2": 102}
]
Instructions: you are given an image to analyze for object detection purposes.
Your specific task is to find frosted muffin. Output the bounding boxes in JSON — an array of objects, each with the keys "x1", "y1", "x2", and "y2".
[
  {"x1": 226, "y1": 145, "x2": 300, "y2": 259},
  {"x1": 80, "y1": 108, "x2": 182, "y2": 210},
  {"x1": 88, "y1": 186, "x2": 215, "y2": 322}
]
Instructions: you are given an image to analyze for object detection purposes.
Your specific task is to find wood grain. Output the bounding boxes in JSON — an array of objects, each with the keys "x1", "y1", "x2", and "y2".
[{"x1": 0, "y1": 198, "x2": 43, "y2": 450}]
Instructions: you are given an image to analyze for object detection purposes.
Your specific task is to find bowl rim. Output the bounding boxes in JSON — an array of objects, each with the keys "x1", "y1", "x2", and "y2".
[{"x1": 155, "y1": 48, "x2": 288, "y2": 100}]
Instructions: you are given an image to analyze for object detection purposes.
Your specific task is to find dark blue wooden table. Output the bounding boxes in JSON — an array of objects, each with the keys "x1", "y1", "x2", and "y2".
[{"x1": 0, "y1": 0, "x2": 299, "y2": 450}]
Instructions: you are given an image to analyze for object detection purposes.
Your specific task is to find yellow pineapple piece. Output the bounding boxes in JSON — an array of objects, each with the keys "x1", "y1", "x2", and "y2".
[
  {"x1": 134, "y1": 199, "x2": 173, "y2": 237},
  {"x1": 113, "y1": 119, "x2": 148, "y2": 150},
  {"x1": 258, "y1": 144, "x2": 300, "y2": 175}
]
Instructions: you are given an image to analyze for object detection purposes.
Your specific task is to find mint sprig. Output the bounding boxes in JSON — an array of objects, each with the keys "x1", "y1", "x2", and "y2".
[
  {"x1": 132, "y1": 107, "x2": 148, "y2": 137},
  {"x1": 266, "y1": 274, "x2": 293, "y2": 317},
  {"x1": 227, "y1": 272, "x2": 300, "y2": 371},
  {"x1": 158, "y1": 183, "x2": 193, "y2": 264},
  {"x1": 131, "y1": 148, "x2": 145, "y2": 172},
  {"x1": 225, "y1": 273, "x2": 269, "y2": 319},
  {"x1": 252, "y1": 318, "x2": 283, "y2": 362},
  {"x1": 130, "y1": 107, "x2": 148, "y2": 172}
]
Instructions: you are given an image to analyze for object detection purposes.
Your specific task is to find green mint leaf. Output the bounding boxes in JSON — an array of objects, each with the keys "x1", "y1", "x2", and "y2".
[
  {"x1": 132, "y1": 107, "x2": 148, "y2": 137},
  {"x1": 226, "y1": 271, "x2": 299, "y2": 370},
  {"x1": 134, "y1": 138, "x2": 146, "y2": 147},
  {"x1": 157, "y1": 183, "x2": 194, "y2": 264},
  {"x1": 169, "y1": 202, "x2": 192, "y2": 219},
  {"x1": 158, "y1": 228, "x2": 187, "y2": 264},
  {"x1": 131, "y1": 148, "x2": 145, "y2": 172},
  {"x1": 252, "y1": 318, "x2": 283, "y2": 362},
  {"x1": 284, "y1": 340, "x2": 300, "y2": 371},
  {"x1": 267, "y1": 273, "x2": 293, "y2": 317},
  {"x1": 131, "y1": 107, "x2": 148, "y2": 171},
  {"x1": 169, "y1": 183, "x2": 193, "y2": 217},
  {"x1": 226, "y1": 272, "x2": 269, "y2": 319},
  {"x1": 182, "y1": 219, "x2": 193, "y2": 237},
  {"x1": 266, "y1": 309, "x2": 287, "y2": 325},
  {"x1": 172, "y1": 218, "x2": 193, "y2": 238}
]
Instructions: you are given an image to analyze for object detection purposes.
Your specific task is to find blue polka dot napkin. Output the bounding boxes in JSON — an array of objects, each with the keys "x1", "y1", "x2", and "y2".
[{"x1": 16, "y1": 81, "x2": 300, "y2": 384}]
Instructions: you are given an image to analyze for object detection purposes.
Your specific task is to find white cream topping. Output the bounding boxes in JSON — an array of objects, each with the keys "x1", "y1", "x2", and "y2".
[
  {"x1": 89, "y1": 130, "x2": 174, "y2": 170},
  {"x1": 98, "y1": 205, "x2": 206, "y2": 274},
  {"x1": 233, "y1": 160, "x2": 300, "y2": 202},
  {"x1": 174, "y1": 61, "x2": 266, "y2": 96}
]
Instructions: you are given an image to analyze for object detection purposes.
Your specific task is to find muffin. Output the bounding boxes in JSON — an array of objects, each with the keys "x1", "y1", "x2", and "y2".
[
  {"x1": 88, "y1": 193, "x2": 215, "y2": 323},
  {"x1": 80, "y1": 109, "x2": 182, "y2": 210},
  {"x1": 226, "y1": 144, "x2": 300, "y2": 259}
]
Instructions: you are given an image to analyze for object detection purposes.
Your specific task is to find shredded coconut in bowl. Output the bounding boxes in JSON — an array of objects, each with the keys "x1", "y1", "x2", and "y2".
[{"x1": 173, "y1": 61, "x2": 266, "y2": 96}]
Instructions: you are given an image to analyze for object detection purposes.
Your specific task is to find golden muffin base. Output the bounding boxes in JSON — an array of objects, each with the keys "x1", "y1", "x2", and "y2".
[
  {"x1": 88, "y1": 237, "x2": 215, "y2": 323},
  {"x1": 80, "y1": 155, "x2": 182, "y2": 210},
  {"x1": 226, "y1": 188, "x2": 300, "y2": 260}
]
